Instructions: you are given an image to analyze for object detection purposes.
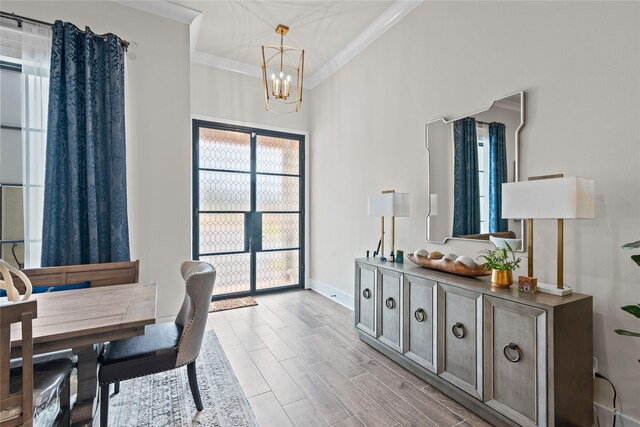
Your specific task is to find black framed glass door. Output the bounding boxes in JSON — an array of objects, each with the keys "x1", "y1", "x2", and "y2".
[{"x1": 192, "y1": 120, "x2": 305, "y2": 298}]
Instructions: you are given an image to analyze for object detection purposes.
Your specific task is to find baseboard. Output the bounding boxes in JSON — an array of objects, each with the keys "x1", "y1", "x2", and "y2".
[
  {"x1": 594, "y1": 402, "x2": 640, "y2": 427},
  {"x1": 307, "y1": 279, "x2": 354, "y2": 310}
]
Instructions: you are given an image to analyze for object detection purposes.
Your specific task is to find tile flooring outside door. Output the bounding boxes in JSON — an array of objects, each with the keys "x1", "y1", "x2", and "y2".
[{"x1": 206, "y1": 290, "x2": 493, "y2": 427}]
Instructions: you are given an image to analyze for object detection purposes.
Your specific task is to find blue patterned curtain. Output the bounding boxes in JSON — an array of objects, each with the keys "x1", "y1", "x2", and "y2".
[
  {"x1": 488, "y1": 122, "x2": 508, "y2": 233},
  {"x1": 452, "y1": 117, "x2": 480, "y2": 237},
  {"x1": 41, "y1": 21, "x2": 129, "y2": 266}
]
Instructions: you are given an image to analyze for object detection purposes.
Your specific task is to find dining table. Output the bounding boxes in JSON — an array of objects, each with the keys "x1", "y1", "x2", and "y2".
[{"x1": 9, "y1": 282, "x2": 157, "y2": 426}]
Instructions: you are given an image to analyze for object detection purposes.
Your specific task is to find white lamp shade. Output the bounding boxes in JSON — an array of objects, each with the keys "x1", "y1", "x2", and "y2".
[
  {"x1": 368, "y1": 193, "x2": 411, "y2": 217},
  {"x1": 502, "y1": 176, "x2": 595, "y2": 219}
]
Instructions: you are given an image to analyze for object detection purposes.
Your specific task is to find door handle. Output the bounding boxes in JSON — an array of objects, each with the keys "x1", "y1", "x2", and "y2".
[
  {"x1": 414, "y1": 308, "x2": 427, "y2": 322},
  {"x1": 248, "y1": 236, "x2": 252, "y2": 252},
  {"x1": 362, "y1": 288, "x2": 371, "y2": 299},
  {"x1": 503, "y1": 343, "x2": 522, "y2": 363},
  {"x1": 452, "y1": 322, "x2": 466, "y2": 339},
  {"x1": 385, "y1": 297, "x2": 396, "y2": 309}
]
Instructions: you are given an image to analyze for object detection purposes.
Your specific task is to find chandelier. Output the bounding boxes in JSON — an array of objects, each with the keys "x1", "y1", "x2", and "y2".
[{"x1": 261, "y1": 25, "x2": 304, "y2": 113}]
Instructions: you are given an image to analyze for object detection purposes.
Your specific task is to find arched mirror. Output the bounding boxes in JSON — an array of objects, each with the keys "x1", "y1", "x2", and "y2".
[{"x1": 425, "y1": 91, "x2": 525, "y2": 247}]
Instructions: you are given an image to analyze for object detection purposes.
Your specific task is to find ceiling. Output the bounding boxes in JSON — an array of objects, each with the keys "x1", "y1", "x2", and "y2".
[
  {"x1": 178, "y1": 1, "x2": 391, "y2": 76},
  {"x1": 119, "y1": 0, "x2": 422, "y2": 88}
]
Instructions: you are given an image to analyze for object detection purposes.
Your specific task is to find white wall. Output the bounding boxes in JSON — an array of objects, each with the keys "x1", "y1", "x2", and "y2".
[
  {"x1": 4, "y1": 0, "x2": 192, "y2": 318},
  {"x1": 309, "y1": 1, "x2": 640, "y2": 421},
  {"x1": 191, "y1": 63, "x2": 310, "y2": 132}
]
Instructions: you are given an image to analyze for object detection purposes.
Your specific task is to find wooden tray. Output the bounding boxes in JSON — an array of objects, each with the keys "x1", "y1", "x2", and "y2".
[{"x1": 407, "y1": 254, "x2": 491, "y2": 278}]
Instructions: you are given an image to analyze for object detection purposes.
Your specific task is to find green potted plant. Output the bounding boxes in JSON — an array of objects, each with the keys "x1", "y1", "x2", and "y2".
[
  {"x1": 616, "y1": 241, "x2": 640, "y2": 363},
  {"x1": 479, "y1": 242, "x2": 522, "y2": 288}
]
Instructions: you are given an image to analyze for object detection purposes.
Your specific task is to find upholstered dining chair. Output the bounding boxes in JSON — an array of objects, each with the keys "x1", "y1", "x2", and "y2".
[
  {"x1": 1, "y1": 300, "x2": 73, "y2": 427},
  {"x1": 98, "y1": 261, "x2": 216, "y2": 426}
]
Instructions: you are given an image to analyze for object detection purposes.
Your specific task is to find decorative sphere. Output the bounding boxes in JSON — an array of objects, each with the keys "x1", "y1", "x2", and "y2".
[
  {"x1": 456, "y1": 256, "x2": 476, "y2": 269},
  {"x1": 413, "y1": 249, "x2": 429, "y2": 257}
]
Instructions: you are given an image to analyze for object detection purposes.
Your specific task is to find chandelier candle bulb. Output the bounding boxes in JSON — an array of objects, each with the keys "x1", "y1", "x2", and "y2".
[{"x1": 285, "y1": 75, "x2": 291, "y2": 97}]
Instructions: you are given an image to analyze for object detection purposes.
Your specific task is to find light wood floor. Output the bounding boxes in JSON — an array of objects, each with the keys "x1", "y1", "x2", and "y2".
[{"x1": 206, "y1": 290, "x2": 493, "y2": 427}]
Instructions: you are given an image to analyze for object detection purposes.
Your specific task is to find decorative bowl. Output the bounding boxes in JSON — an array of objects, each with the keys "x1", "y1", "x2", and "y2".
[{"x1": 407, "y1": 254, "x2": 491, "y2": 278}]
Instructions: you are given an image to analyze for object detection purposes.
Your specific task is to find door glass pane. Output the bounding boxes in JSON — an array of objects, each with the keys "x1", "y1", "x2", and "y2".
[
  {"x1": 202, "y1": 253, "x2": 251, "y2": 295},
  {"x1": 256, "y1": 135, "x2": 299, "y2": 175},
  {"x1": 262, "y1": 214, "x2": 299, "y2": 250},
  {"x1": 199, "y1": 128, "x2": 251, "y2": 171},
  {"x1": 199, "y1": 170, "x2": 250, "y2": 212},
  {"x1": 256, "y1": 250, "x2": 299, "y2": 290},
  {"x1": 199, "y1": 213, "x2": 245, "y2": 254},
  {"x1": 256, "y1": 175, "x2": 299, "y2": 212}
]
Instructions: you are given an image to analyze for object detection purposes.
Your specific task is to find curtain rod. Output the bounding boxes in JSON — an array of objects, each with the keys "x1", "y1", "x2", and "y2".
[{"x1": 0, "y1": 11, "x2": 130, "y2": 49}]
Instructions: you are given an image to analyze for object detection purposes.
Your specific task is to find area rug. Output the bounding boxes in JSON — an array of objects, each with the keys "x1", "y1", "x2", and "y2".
[
  {"x1": 108, "y1": 331, "x2": 258, "y2": 427},
  {"x1": 210, "y1": 296, "x2": 258, "y2": 313}
]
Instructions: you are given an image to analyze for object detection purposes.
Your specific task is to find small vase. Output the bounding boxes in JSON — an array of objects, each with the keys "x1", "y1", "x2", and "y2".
[{"x1": 491, "y1": 270, "x2": 513, "y2": 288}]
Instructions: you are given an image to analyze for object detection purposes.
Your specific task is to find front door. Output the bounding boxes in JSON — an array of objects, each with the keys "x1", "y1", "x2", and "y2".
[{"x1": 192, "y1": 120, "x2": 305, "y2": 298}]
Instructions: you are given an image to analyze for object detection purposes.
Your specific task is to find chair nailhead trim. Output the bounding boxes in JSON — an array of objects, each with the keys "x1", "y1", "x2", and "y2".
[{"x1": 99, "y1": 358, "x2": 197, "y2": 386}]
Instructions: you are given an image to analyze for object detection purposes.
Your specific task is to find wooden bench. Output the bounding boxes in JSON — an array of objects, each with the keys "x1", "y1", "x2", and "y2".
[{"x1": 10, "y1": 260, "x2": 139, "y2": 292}]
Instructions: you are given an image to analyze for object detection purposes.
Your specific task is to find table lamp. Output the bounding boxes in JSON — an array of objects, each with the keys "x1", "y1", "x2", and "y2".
[
  {"x1": 502, "y1": 175, "x2": 595, "y2": 295},
  {"x1": 367, "y1": 190, "x2": 411, "y2": 261}
]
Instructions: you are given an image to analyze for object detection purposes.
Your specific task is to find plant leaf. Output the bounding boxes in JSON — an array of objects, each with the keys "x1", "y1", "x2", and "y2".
[
  {"x1": 614, "y1": 329, "x2": 640, "y2": 337},
  {"x1": 631, "y1": 254, "x2": 640, "y2": 266},
  {"x1": 621, "y1": 305, "x2": 640, "y2": 319},
  {"x1": 622, "y1": 241, "x2": 640, "y2": 250}
]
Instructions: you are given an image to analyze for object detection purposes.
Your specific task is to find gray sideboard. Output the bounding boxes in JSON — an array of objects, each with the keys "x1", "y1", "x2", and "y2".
[{"x1": 354, "y1": 258, "x2": 593, "y2": 427}]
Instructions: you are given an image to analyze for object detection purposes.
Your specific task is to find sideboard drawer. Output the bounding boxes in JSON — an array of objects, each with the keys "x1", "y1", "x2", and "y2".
[
  {"x1": 403, "y1": 274, "x2": 438, "y2": 372},
  {"x1": 355, "y1": 262, "x2": 377, "y2": 336},
  {"x1": 484, "y1": 296, "x2": 547, "y2": 427},
  {"x1": 377, "y1": 267, "x2": 403, "y2": 352},
  {"x1": 438, "y1": 283, "x2": 483, "y2": 399}
]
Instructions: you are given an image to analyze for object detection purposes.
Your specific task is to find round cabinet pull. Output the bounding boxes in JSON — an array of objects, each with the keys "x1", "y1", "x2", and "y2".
[
  {"x1": 452, "y1": 322, "x2": 466, "y2": 339},
  {"x1": 385, "y1": 297, "x2": 395, "y2": 309},
  {"x1": 414, "y1": 308, "x2": 427, "y2": 322},
  {"x1": 503, "y1": 343, "x2": 523, "y2": 363},
  {"x1": 362, "y1": 289, "x2": 371, "y2": 299}
]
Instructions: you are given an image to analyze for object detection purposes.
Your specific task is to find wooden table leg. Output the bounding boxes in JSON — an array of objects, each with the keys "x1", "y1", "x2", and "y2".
[{"x1": 71, "y1": 344, "x2": 101, "y2": 426}]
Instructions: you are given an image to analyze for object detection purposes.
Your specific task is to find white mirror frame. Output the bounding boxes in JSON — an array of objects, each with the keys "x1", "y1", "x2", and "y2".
[{"x1": 425, "y1": 91, "x2": 525, "y2": 249}]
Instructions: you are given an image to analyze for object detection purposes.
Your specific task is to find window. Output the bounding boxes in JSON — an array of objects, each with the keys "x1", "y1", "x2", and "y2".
[
  {"x1": 1, "y1": 19, "x2": 50, "y2": 268},
  {"x1": 1, "y1": 61, "x2": 25, "y2": 268},
  {"x1": 477, "y1": 123, "x2": 490, "y2": 234}
]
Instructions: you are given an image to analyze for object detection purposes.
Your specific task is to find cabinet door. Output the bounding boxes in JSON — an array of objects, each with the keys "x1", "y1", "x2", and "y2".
[
  {"x1": 437, "y1": 283, "x2": 483, "y2": 399},
  {"x1": 354, "y1": 262, "x2": 376, "y2": 337},
  {"x1": 484, "y1": 296, "x2": 547, "y2": 427},
  {"x1": 377, "y1": 267, "x2": 403, "y2": 352},
  {"x1": 403, "y1": 274, "x2": 437, "y2": 372}
]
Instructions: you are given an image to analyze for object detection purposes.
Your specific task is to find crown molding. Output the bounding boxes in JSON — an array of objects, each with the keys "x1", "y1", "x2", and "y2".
[
  {"x1": 115, "y1": 0, "x2": 423, "y2": 89},
  {"x1": 191, "y1": 50, "x2": 262, "y2": 78},
  {"x1": 306, "y1": 0, "x2": 423, "y2": 89}
]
